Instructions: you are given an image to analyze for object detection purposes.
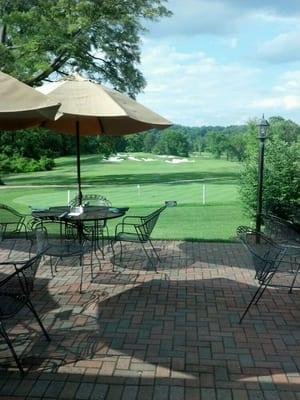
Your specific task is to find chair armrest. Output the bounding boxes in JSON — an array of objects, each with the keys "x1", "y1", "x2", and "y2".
[
  {"x1": 0, "y1": 268, "x2": 20, "y2": 288},
  {"x1": 114, "y1": 221, "x2": 141, "y2": 237},
  {"x1": 0, "y1": 260, "x2": 27, "y2": 267},
  {"x1": 279, "y1": 243, "x2": 300, "y2": 255},
  {"x1": 121, "y1": 215, "x2": 143, "y2": 222}
]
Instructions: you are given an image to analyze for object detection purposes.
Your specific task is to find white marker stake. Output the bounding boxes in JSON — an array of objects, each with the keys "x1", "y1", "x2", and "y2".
[
  {"x1": 137, "y1": 184, "x2": 141, "y2": 199},
  {"x1": 202, "y1": 184, "x2": 206, "y2": 205}
]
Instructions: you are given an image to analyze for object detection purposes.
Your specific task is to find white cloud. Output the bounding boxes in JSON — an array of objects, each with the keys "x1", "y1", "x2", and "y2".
[
  {"x1": 257, "y1": 31, "x2": 300, "y2": 63},
  {"x1": 145, "y1": 0, "x2": 240, "y2": 37},
  {"x1": 138, "y1": 40, "x2": 262, "y2": 125},
  {"x1": 250, "y1": 96, "x2": 300, "y2": 110},
  {"x1": 146, "y1": 0, "x2": 300, "y2": 38},
  {"x1": 139, "y1": 2, "x2": 300, "y2": 125},
  {"x1": 249, "y1": 69, "x2": 300, "y2": 113}
]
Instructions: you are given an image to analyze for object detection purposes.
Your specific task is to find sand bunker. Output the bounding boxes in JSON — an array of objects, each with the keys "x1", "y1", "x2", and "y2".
[
  {"x1": 128, "y1": 156, "x2": 142, "y2": 161},
  {"x1": 107, "y1": 156, "x2": 124, "y2": 162},
  {"x1": 166, "y1": 158, "x2": 194, "y2": 164}
]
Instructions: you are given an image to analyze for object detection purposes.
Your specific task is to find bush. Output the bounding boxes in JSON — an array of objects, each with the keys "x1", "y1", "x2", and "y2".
[
  {"x1": 0, "y1": 154, "x2": 55, "y2": 174},
  {"x1": 240, "y1": 118, "x2": 300, "y2": 220}
]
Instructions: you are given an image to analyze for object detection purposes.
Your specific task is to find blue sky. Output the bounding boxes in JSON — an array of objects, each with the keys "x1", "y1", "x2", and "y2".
[{"x1": 136, "y1": 0, "x2": 300, "y2": 126}]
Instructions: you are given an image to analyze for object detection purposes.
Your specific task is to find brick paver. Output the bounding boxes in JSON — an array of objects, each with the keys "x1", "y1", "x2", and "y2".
[{"x1": 0, "y1": 239, "x2": 300, "y2": 399}]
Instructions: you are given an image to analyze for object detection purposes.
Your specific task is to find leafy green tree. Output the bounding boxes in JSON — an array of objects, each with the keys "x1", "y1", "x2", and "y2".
[
  {"x1": 240, "y1": 118, "x2": 300, "y2": 220},
  {"x1": 205, "y1": 131, "x2": 228, "y2": 158},
  {"x1": 124, "y1": 132, "x2": 146, "y2": 152},
  {"x1": 154, "y1": 129, "x2": 189, "y2": 157},
  {"x1": 0, "y1": 0, "x2": 170, "y2": 96},
  {"x1": 143, "y1": 130, "x2": 160, "y2": 152},
  {"x1": 225, "y1": 132, "x2": 247, "y2": 161}
]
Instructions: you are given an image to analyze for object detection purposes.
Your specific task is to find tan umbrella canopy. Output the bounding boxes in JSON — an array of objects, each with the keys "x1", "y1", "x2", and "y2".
[
  {"x1": 0, "y1": 71, "x2": 60, "y2": 130},
  {"x1": 38, "y1": 73, "x2": 172, "y2": 204}
]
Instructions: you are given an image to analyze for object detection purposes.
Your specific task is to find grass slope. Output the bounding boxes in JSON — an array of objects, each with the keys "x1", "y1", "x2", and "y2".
[{"x1": 1, "y1": 153, "x2": 250, "y2": 240}]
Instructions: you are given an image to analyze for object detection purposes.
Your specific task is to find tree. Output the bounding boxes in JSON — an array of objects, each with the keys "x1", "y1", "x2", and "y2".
[
  {"x1": 205, "y1": 131, "x2": 227, "y2": 158},
  {"x1": 124, "y1": 132, "x2": 146, "y2": 152},
  {"x1": 240, "y1": 118, "x2": 300, "y2": 220},
  {"x1": 0, "y1": 0, "x2": 171, "y2": 96},
  {"x1": 143, "y1": 130, "x2": 160, "y2": 152},
  {"x1": 225, "y1": 132, "x2": 247, "y2": 161},
  {"x1": 153, "y1": 130, "x2": 189, "y2": 157}
]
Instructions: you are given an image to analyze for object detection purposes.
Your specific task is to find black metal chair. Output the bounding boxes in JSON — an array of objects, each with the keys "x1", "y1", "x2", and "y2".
[
  {"x1": 236, "y1": 226, "x2": 299, "y2": 323},
  {"x1": 34, "y1": 220, "x2": 94, "y2": 292},
  {"x1": 263, "y1": 214, "x2": 300, "y2": 246},
  {"x1": 79, "y1": 194, "x2": 112, "y2": 257},
  {"x1": 263, "y1": 214, "x2": 300, "y2": 290},
  {"x1": 0, "y1": 243, "x2": 50, "y2": 374},
  {"x1": 0, "y1": 204, "x2": 32, "y2": 257},
  {"x1": 113, "y1": 205, "x2": 167, "y2": 271}
]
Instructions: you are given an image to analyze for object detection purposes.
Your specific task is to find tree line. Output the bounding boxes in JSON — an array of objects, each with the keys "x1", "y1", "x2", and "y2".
[
  {"x1": 0, "y1": 116, "x2": 299, "y2": 221},
  {"x1": 0, "y1": 2, "x2": 299, "y2": 221},
  {"x1": 0, "y1": 122, "x2": 251, "y2": 174}
]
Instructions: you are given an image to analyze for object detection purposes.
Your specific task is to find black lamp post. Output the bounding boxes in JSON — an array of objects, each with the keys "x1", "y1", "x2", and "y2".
[{"x1": 256, "y1": 114, "x2": 269, "y2": 233}]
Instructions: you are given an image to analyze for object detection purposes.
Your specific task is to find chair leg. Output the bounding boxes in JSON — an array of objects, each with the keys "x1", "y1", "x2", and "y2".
[
  {"x1": 289, "y1": 263, "x2": 300, "y2": 294},
  {"x1": 239, "y1": 282, "x2": 264, "y2": 324},
  {"x1": 148, "y1": 239, "x2": 161, "y2": 264},
  {"x1": 239, "y1": 273, "x2": 274, "y2": 323},
  {"x1": 140, "y1": 241, "x2": 156, "y2": 271},
  {"x1": 96, "y1": 236, "x2": 105, "y2": 259},
  {"x1": 26, "y1": 300, "x2": 50, "y2": 342},
  {"x1": 111, "y1": 240, "x2": 116, "y2": 271},
  {"x1": 254, "y1": 273, "x2": 275, "y2": 305},
  {"x1": 0, "y1": 322, "x2": 24, "y2": 374},
  {"x1": 28, "y1": 237, "x2": 34, "y2": 259},
  {"x1": 7, "y1": 240, "x2": 16, "y2": 259},
  {"x1": 80, "y1": 255, "x2": 84, "y2": 293},
  {"x1": 119, "y1": 241, "x2": 123, "y2": 263},
  {"x1": 49, "y1": 257, "x2": 54, "y2": 277}
]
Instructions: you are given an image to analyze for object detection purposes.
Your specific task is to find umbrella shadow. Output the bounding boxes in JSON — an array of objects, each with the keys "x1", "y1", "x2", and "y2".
[
  {"x1": 177, "y1": 240, "x2": 254, "y2": 270},
  {"x1": 1, "y1": 275, "x2": 300, "y2": 386},
  {"x1": 91, "y1": 277, "x2": 300, "y2": 383},
  {"x1": 110, "y1": 241, "x2": 192, "y2": 272},
  {"x1": 0, "y1": 274, "x2": 60, "y2": 372},
  {"x1": 109, "y1": 240, "x2": 254, "y2": 273}
]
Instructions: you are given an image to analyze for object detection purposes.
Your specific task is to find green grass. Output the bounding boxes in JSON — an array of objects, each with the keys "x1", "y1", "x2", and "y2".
[{"x1": 1, "y1": 153, "x2": 251, "y2": 240}]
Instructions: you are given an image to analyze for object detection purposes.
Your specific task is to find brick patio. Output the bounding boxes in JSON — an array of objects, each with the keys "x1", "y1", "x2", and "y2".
[{"x1": 0, "y1": 239, "x2": 300, "y2": 399}]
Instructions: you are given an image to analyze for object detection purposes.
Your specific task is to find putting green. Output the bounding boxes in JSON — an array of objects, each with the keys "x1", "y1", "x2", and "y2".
[{"x1": 1, "y1": 153, "x2": 250, "y2": 240}]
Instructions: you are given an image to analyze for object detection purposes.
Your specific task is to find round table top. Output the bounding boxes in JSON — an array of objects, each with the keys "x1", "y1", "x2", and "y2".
[{"x1": 31, "y1": 205, "x2": 128, "y2": 222}]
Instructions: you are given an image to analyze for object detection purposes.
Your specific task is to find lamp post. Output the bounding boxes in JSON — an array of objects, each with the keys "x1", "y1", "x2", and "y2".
[{"x1": 256, "y1": 114, "x2": 269, "y2": 233}]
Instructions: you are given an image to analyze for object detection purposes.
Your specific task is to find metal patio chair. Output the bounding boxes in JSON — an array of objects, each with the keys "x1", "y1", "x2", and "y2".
[
  {"x1": 263, "y1": 214, "x2": 300, "y2": 246},
  {"x1": 34, "y1": 220, "x2": 94, "y2": 292},
  {"x1": 0, "y1": 204, "x2": 32, "y2": 257},
  {"x1": 70, "y1": 194, "x2": 112, "y2": 256},
  {"x1": 0, "y1": 236, "x2": 50, "y2": 374},
  {"x1": 83, "y1": 194, "x2": 112, "y2": 256},
  {"x1": 112, "y1": 205, "x2": 167, "y2": 271},
  {"x1": 236, "y1": 226, "x2": 299, "y2": 323},
  {"x1": 263, "y1": 214, "x2": 300, "y2": 289}
]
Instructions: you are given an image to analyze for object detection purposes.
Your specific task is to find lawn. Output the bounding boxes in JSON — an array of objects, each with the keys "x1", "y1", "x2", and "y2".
[{"x1": 1, "y1": 153, "x2": 251, "y2": 240}]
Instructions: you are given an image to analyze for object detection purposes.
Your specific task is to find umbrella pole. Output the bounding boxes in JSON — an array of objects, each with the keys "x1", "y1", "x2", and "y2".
[{"x1": 76, "y1": 121, "x2": 83, "y2": 205}]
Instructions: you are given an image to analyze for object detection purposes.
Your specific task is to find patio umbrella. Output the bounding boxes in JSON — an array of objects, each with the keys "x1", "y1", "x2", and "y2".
[
  {"x1": 37, "y1": 73, "x2": 172, "y2": 204},
  {"x1": 0, "y1": 71, "x2": 60, "y2": 130}
]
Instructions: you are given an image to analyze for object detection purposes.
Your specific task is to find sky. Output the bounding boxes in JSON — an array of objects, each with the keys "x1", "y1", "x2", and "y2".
[{"x1": 136, "y1": 0, "x2": 300, "y2": 127}]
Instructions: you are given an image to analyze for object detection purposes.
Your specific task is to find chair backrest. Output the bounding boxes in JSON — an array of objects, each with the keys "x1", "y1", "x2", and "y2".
[
  {"x1": 237, "y1": 226, "x2": 284, "y2": 279},
  {"x1": 0, "y1": 253, "x2": 44, "y2": 302},
  {"x1": 138, "y1": 205, "x2": 167, "y2": 240},
  {"x1": 263, "y1": 214, "x2": 300, "y2": 245},
  {"x1": 69, "y1": 194, "x2": 111, "y2": 207},
  {"x1": 34, "y1": 220, "x2": 78, "y2": 244},
  {"x1": 0, "y1": 204, "x2": 24, "y2": 223}
]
